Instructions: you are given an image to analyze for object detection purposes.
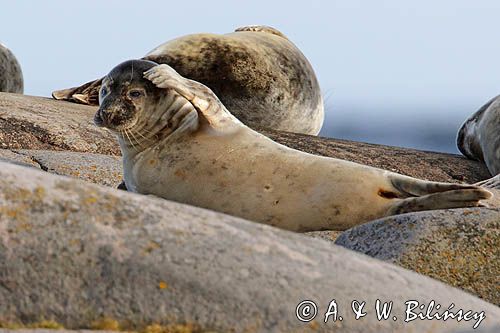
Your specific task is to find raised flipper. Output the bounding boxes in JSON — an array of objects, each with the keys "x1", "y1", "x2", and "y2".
[
  {"x1": 52, "y1": 78, "x2": 103, "y2": 105},
  {"x1": 143, "y1": 64, "x2": 242, "y2": 130},
  {"x1": 386, "y1": 174, "x2": 492, "y2": 215},
  {"x1": 234, "y1": 25, "x2": 289, "y2": 40}
]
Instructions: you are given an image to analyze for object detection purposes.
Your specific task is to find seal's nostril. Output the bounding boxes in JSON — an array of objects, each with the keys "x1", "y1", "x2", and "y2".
[{"x1": 94, "y1": 109, "x2": 105, "y2": 126}]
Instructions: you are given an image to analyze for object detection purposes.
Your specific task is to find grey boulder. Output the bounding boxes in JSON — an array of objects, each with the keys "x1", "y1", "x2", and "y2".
[
  {"x1": 0, "y1": 93, "x2": 118, "y2": 155},
  {"x1": 0, "y1": 162, "x2": 499, "y2": 332},
  {"x1": 0, "y1": 149, "x2": 122, "y2": 187},
  {"x1": 336, "y1": 208, "x2": 500, "y2": 305}
]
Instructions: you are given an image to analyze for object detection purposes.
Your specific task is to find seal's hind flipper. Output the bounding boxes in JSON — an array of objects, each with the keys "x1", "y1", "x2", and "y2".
[
  {"x1": 52, "y1": 87, "x2": 78, "y2": 101},
  {"x1": 387, "y1": 188, "x2": 491, "y2": 215},
  {"x1": 475, "y1": 175, "x2": 500, "y2": 190},
  {"x1": 386, "y1": 174, "x2": 492, "y2": 215},
  {"x1": 234, "y1": 25, "x2": 289, "y2": 40},
  {"x1": 52, "y1": 78, "x2": 103, "y2": 106},
  {"x1": 390, "y1": 176, "x2": 481, "y2": 197},
  {"x1": 144, "y1": 64, "x2": 241, "y2": 130}
]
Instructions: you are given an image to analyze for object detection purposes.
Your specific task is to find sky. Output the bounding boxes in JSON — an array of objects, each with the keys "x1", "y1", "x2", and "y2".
[{"x1": 2, "y1": 1, "x2": 500, "y2": 153}]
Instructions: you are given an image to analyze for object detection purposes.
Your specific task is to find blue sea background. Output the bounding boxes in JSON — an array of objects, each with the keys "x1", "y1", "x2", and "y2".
[{"x1": 2, "y1": 0, "x2": 500, "y2": 154}]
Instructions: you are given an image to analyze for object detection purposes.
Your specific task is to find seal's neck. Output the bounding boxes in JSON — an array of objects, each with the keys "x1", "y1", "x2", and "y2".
[{"x1": 117, "y1": 92, "x2": 199, "y2": 157}]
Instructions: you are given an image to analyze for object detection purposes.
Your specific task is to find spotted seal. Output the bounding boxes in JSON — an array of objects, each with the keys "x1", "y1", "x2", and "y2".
[
  {"x1": 0, "y1": 43, "x2": 23, "y2": 93},
  {"x1": 54, "y1": 25, "x2": 324, "y2": 135},
  {"x1": 95, "y1": 60, "x2": 491, "y2": 231}
]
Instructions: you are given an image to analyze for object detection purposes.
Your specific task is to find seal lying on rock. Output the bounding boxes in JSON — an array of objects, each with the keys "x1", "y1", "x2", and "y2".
[
  {"x1": 458, "y1": 95, "x2": 500, "y2": 188},
  {"x1": 54, "y1": 25, "x2": 324, "y2": 135},
  {"x1": 0, "y1": 43, "x2": 23, "y2": 93},
  {"x1": 95, "y1": 60, "x2": 491, "y2": 232}
]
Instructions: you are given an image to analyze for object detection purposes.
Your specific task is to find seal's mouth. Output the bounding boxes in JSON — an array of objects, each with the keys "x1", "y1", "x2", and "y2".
[{"x1": 94, "y1": 107, "x2": 138, "y2": 132}]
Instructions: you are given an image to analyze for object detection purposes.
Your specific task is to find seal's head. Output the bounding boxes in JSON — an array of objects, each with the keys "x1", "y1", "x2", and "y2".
[{"x1": 95, "y1": 59, "x2": 159, "y2": 131}]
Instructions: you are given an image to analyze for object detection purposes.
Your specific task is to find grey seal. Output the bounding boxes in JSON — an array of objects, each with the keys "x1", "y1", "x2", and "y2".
[
  {"x1": 458, "y1": 95, "x2": 500, "y2": 188},
  {"x1": 54, "y1": 25, "x2": 324, "y2": 135},
  {"x1": 0, "y1": 43, "x2": 23, "y2": 93},
  {"x1": 94, "y1": 59, "x2": 491, "y2": 232}
]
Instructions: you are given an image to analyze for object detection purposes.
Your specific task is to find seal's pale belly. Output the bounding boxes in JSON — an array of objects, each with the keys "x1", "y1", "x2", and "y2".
[{"x1": 125, "y1": 129, "x2": 394, "y2": 231}]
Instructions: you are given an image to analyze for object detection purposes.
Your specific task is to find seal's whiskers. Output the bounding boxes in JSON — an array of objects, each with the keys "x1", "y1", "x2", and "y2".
[
  {"x1": 122, "y1": 129, "x2": 137, "y2": 151},
  {"x1": 127, "y1": 128, "x2": 148, "y2": 150}
]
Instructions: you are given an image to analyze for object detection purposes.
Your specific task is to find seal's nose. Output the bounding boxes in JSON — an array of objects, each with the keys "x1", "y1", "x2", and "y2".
[{"x1": 94, "y1": 108, "x2": 105, "y2": 127}]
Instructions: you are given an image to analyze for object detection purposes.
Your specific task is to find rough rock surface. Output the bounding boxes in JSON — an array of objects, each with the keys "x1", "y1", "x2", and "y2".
[
  {"x1": 6, "y1": 328, "x2": 499, "y2": 333},
  {"x1": 335, "y1": 208, "x2": 500, "y2": 305},
  {"x1": 1, "y1": 162, "x2": 499, "y2": 333},
  {"x1": 0, "y1": 149, "x2": 39, "y2": 169},
  {"x1": 305, "y1": 230, "x2": 342, "y2": 242},
  {"x1": 0, "y1": 331, "x2": 126, "y2": 333},
  {"x1": 0, "y1": 148, "x2": 123, "y2": 187},
  {"x1": 0, "y1": 93, "x2": 491, "y2": 184},
  {"x1": 7, "y1": 149, "x2": 122, "y2": 187},
  {"x1": 457, "y1": 326, "x2": 500, "y2": 333},
  {"x1": 0, "y1": 93, "x2": 119, "y2": 155}
]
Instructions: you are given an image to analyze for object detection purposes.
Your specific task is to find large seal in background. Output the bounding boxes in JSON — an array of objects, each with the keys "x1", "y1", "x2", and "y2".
[
  {"x1": 54, "y1": 25, "x2": 324, "y2": 135},
  {"x1": 94, "y1": 60, "x2": 491, "y2": 232},
  {"x1": 0, "y1": 43, "x2": 23, "y2": 93}
]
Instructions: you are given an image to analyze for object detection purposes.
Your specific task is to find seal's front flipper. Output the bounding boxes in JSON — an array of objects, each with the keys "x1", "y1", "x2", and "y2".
[
  {"x1": 387, "y1": 175, "x2": 492, "y2": 215},
  {"x1": 475, "y1": 175, "x2": 500, "y2": 189},
  {"x1": 52, "y1": 78, "x2": 103, "y2": 106},
  {"x1": 234, "y1": 25, "x2": 289, "y2": 40},
  {"x1": 144, "y1": 64, "x2": 241, "y2": 130}
]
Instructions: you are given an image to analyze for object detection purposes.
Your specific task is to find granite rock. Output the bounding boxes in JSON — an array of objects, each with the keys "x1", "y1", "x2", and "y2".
[
  {"x1": 1, "y1": 162, "x2": 499, "y2": 332},
  {"x1": 336, "y1": 208, "x2": 500, "y2": 305}
]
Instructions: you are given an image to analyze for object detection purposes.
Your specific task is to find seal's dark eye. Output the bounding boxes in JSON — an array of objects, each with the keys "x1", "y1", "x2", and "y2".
[
  {"x1": 128, "y1": 90, "x2": 143, "y2": 98},
  {"x1": 101, "y1": 87, "x2": 108, "y2": 97}
]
